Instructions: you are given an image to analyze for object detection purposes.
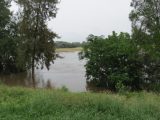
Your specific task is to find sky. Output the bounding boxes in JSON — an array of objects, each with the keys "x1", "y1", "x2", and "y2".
[{"x1": 11, "y1": 0, "x2": 132, "y2": 42}]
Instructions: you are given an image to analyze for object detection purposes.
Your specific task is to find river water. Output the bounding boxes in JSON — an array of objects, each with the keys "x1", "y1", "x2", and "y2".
[{"x1": 0, "y1": 52, "x2": 87, "y2": 92}]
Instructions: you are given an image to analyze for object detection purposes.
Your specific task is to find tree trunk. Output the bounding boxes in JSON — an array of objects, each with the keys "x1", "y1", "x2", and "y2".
[
  {"x1": 32, "y1": 38, "x2": 36, "y2": 88},
  {"x1": 32, "y1": 56, "x2": 35, "y2": 88}
]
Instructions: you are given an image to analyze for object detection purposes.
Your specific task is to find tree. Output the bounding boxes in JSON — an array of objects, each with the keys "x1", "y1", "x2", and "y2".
[
  {"x1": 130, "y1": 0, "x2": 160, "y2": 54},
  {"x1": 0, "y1": 0, "x2": 21, "y2": 73},
  {"x1": 130, "y1": 0, "x2": 160, "y2": 41},
  {"x1": 55, "y1": 41, "x2": 82, "y2": 48},
  {"x1": 130, "y1": 0, "x2": 160, "y2": 91},
  {"x1": 16, "y1": 0, "x2": 58, "y2": 82},
  {"x1": 80, "y1": 32, "x2": 144, "y2": 92}
]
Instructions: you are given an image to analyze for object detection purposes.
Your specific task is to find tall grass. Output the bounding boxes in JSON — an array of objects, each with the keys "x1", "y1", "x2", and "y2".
[{"x1": 0, "y1": 85, "x2": 160, "y2": 120}]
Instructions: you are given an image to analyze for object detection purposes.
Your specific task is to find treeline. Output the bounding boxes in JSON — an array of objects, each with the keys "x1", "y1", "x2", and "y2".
[
  {"x1": 0, "y1": 0, "x2": 58, "y2": 79},
  {"x1": 80, "y1": 0, "x2": 160, "y2": 92},
  {"x1": 55, "y1": 41, "x2": 86, "y2": 48}
]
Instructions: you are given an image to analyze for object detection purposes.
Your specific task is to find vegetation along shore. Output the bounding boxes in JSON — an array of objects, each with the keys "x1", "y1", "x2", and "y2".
[{"x1": 0, "y1": 85, "x2": 160, "y2": 120}]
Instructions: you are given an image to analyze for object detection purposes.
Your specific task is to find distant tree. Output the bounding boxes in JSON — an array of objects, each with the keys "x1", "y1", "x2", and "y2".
[
  {"x1": 55, "y1": 41, "x2": 82, "y2": 48},
  {"x1": 16, "y1": 0, "x2": 58, "y2": 82},
  {"x1": 80, "y1": 32, "x2": 144, "y2": 92},
  {"x1": 72, "y1": 42, "x2": 81, "y2": 48}
]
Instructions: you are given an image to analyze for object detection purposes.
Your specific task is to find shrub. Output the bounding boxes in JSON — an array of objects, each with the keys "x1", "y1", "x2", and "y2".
[{"x1": 80, "y1": 32, "x2": 145, "y2": 92}]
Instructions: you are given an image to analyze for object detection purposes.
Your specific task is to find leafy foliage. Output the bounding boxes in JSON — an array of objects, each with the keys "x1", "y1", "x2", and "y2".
[
  {"x1": 15, "y1": 0, "x2": 58, "y2": 79},
  {"x1": 0, "y1": 0, "x2": 59, "y2": 75},
  {"x1": 130, "y1": 0, "x2": 160, "y2": 91},
  {"x1": 55, "y1": 41, "x2": 82, "y2": 48},
  {"x1": 80, "y1": 32, "x2": 144, "y2": 91},
  {"x1": 80, "y1": 0, "x2": 160, "y2": 92},
  {"x1": 0, "y1": 0, "x2": 22, "y2": 73}
]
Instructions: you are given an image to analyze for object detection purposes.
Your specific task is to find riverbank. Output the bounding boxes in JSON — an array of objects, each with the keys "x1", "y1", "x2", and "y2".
[
  {"x1": 56, "y1": 47, "x2": 82, "y2": 52},
  {"x1": 0, "y1": 85, "x2": 160, "y2": 120}
]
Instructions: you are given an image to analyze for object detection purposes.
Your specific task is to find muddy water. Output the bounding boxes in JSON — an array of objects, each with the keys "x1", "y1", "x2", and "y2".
[{"x1": 0, "y1": 52, "x2": 87, "y2": 92}]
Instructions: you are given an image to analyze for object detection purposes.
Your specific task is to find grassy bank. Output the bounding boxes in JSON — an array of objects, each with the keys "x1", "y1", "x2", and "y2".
[
  {"x1": 56, "y1": 47, "x2": 82, "y2": 52},
  {"x1": 0, "y1": 85, "x2": 160, "y2": 120}
]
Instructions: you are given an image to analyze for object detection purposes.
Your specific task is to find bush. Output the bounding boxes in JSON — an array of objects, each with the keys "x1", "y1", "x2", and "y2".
[{"x1": 80, "y1": 32, "x2": 146, "y2": 92}]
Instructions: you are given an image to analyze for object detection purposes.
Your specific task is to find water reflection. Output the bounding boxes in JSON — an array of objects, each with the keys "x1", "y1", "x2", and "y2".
[
  {"x1": 0, "y1": 52, "x2": 87, "y2": 92},
  {"x1": 0, "y1": 72, "x2": 51, "y2": 88},
  {"x1": 1, "y1": 72, "x2": 33, "y2": 87}
]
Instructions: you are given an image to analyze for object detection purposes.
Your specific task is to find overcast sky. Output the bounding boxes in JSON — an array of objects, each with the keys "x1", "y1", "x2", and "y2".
[{"x1": 11, "y1": 0, "x2": 132, "y2": 42}]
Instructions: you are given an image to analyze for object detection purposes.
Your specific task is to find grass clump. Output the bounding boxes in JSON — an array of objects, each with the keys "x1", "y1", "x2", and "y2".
[{"x1": 0, "y1": 85, "x2": 160, "y2": 120}]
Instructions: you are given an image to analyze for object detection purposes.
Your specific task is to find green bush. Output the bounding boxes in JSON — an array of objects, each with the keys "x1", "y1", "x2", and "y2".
[{"x1": 80, "y1": 32, "x2": 146, "y2": 92}]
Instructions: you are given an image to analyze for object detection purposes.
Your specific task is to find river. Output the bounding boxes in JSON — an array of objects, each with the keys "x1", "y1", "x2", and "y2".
[{"x1": 0, "y1": 52, "x2": 87, "y2": 92}]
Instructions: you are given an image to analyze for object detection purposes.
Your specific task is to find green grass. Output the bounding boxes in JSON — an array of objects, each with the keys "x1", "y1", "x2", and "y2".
[
  {"x1": 56, "y1": 47, "x2": 82, "y2": 52},
  {"x1": 0, "y1": 85, "x2": 160, "y2": 120}
]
